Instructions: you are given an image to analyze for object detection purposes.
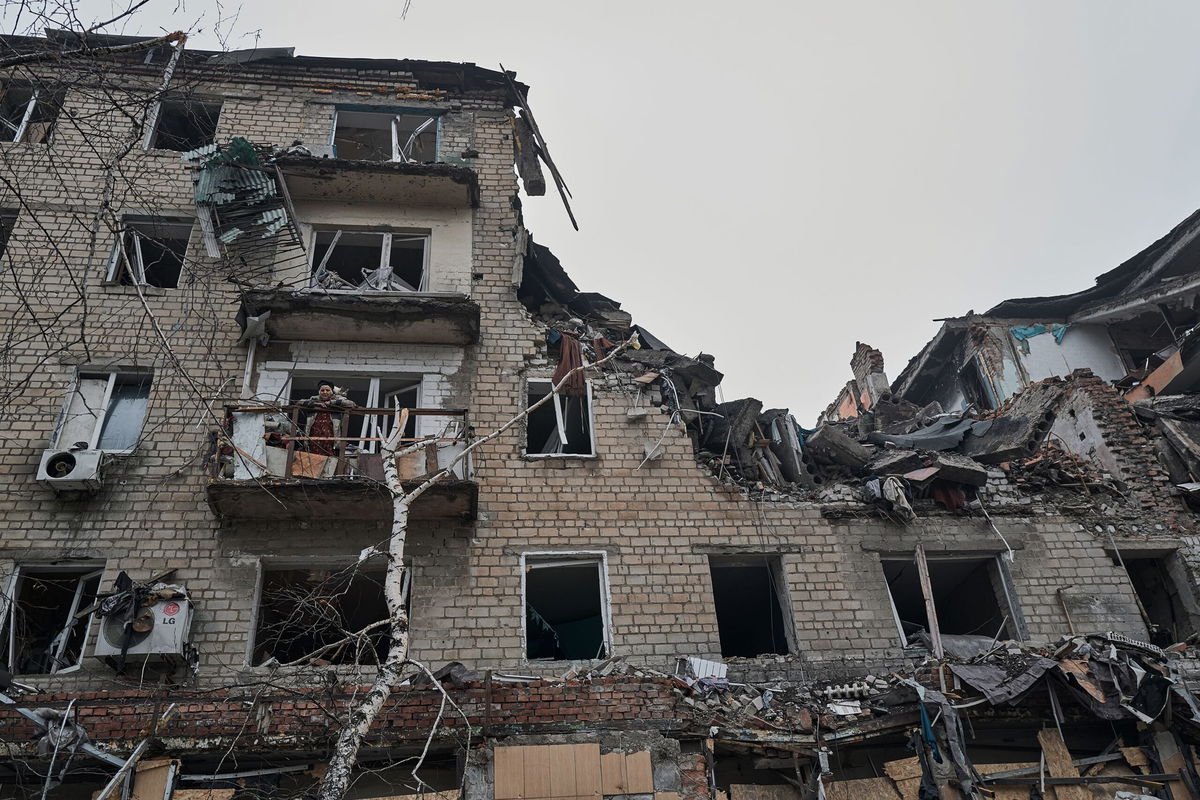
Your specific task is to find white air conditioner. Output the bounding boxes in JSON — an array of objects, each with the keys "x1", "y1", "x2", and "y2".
[
  {"x1": 93, "y1": 594, "x2": 194, "y2": 662},
  {"x1": 37, "y1": 449, "x2": 103, "y2": 492}
]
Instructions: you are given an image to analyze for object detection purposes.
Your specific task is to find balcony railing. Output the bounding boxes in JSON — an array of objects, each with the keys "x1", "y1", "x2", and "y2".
[{"x1": 213, "y1": 405, "x2": 471, "y2": 483}]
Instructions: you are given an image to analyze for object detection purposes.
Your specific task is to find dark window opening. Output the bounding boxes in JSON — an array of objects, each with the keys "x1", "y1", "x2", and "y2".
[
  {"x1": 884, "y1": 557, "x2": 1010, "y2": 647},
  {"x1": 111, "y1": 218, "x2": 191, "y2": 288},
  {"x1": 527, "y1": 382, "x2": 593, "y2": 456},
  {"x1": 525, "y1": 557, "x2": 607, "y2": 660},
  {"x1": 959, "y1": 359, "x2": 997, "y2": 410},
  {"x1": 0, "y1": 84, "x2": 63, "y2": 143},
  {"x1": 333, "y1": 110, "x2": 438, "y2": 162},
  {"x1": 150, "y1": 100, "x2": 220, "y2": 152},
  {"x1": 311, "y1": 230, "x2": 426, "y2": 292},
  {"x1": 2, "y1": 568, "x2": 101, "y2": 674},
  {"x1": 1123, "y1": 556, "x2": 1196, "y2": 647},
  {"x1": 254, "y1": 568, "x2": 400, "y2": 666},
  {"x1": 0, "y1": 210, "x2": 16, "y2": 260},
  {"x1": 709, "y1": 556, "x2": 792, "y2": 657}
]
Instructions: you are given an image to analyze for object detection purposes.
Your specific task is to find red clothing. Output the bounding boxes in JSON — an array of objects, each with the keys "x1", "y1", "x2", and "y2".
[{"x1": 308, "y1": 411, "x2": 336, "y2": 456}]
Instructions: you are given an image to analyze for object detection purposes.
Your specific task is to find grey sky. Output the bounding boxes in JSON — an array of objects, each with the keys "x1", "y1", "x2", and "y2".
[{"x1": 77, "y1": 1, "x2": 1200, "y2": 421}]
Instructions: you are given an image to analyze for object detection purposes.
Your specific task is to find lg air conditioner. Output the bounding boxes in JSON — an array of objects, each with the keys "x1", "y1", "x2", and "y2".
[
  {"x1": 37, "y1": 449, "x2": 103, "y2": 493},
  {"x1": 93, "y1": 594, "x2": 194, "y2": 663}
]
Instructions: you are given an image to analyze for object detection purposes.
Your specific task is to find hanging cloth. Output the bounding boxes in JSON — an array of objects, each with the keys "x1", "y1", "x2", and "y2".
[{"x1": 552, "y1": 332, "x2": 587, "y2": 398}]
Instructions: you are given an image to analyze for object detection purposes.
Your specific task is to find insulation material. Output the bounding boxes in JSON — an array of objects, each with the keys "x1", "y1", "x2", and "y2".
[
  {"x1": 729, "y1": 786, "x2": 802, "y2": 800},
  {"x1": 823, "y1": 778, "x2": 899, "y2": 800}
]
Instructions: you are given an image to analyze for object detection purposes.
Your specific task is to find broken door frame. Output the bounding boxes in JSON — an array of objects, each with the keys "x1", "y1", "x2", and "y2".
[
  {"x1": 520, "y1": 551, "x2": 613, "y2": 662},
  {"x1": 881, "y1": 549, "x2": 1027, "y2": 655},
  {"x1": 329, "y1": 106, "x2": 443, "y2": 163},
  {"x1": 0, "y1": 563, "x2": 104, "y2": 675}
]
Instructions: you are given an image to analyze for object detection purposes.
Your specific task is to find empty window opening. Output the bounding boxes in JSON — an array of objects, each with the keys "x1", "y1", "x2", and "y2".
[
  {"x1": 253, "y1": 567, "x2": 404, "y2": 666},
  {"x1": 333, "y1": 109, "x2": 438, "y2": 162},
  {"x1": 0, "y1": 210, "x2": 16, "y2": 260},
  {"x1": 2, "y1": 567, "x2": 102, "y2": 674},
  {"x1": 960, "y1": 358, "x2": 998, "y2": 410},
  {"x1": 107, "y1": 218, "x2": 192, "y2": 288},
  {"x1": 526, "y1": 380, "x2": 593, "y2": 456},
  {"x1": 56, "y1": 371, "x2": 152, "y2": 452},
  {"x1": 148, "y1": 99, "x2": 220, "y2": 152},
  {"x1": 884, "y1": 555, "x2": 1012, "y2": 649},
  {"x1": 524, "y1": 555, "x2": 608, "y2": 660},
  {"x1": 311, "y1": 229, "x2": 428, "y2": 292},
  {"x1": 0, "y1": 84, "x2": 63, "y2": 143},
  {"x1": 709, "y1": 556, "x2": 793, "y2": 658},
  {"x1": 1122, "y1": 555, "x2": 1197, "y2": 647}
]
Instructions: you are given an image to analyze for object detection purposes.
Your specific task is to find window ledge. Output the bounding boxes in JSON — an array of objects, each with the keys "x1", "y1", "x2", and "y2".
[
  {"x1": 523, "y1": 453, "x2": 598, "y2": 461},
  {"x1": 99, "y1": 283, "x2": 172, "y2": 296}
]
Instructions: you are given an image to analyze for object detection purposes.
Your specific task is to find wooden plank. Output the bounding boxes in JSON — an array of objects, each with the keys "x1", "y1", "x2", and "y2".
[
  {"x1": 1154, "y1": 731, "x2": 1195, "y2": 800},
  {"x1": 730, "y1": 786, "x2": 802, "y2": 800},
  {"x1": 914, "y1": 545, "x2": 943, "y2": 659},
  {"x1": 171, "y1": 791, "x2": 236, "y2": 800},
  {"x1": 494, "y1": 745, "x2": 525, "y2": 800},
  {"x1": 131, "y1": 758, "x2": 177, "y2": 800},
  {"x1": 883, "y1": 757, "x2": 922, "y2": 782},
  {"x1": 601, "y1": 751, "x2": 627, "y2": 795},
  {"x1": 549, "y1": 743, "x2": 578, "y2": 799},
  {"x1": 572, "y1": 743, "x2": 602, "y2": 798},
  {"x1": 625, "y1": 751, "x2": 654, "y2": 794},
  {"x1": 824, "y1": 778, "x2": 898, "y2": 800},
  {"x1": 1038, "y1": 729, "x2": 1089, "y2": 800},
  {"x1": 524, "y1": 745, "x2": 552, "y2": 800},
  {"x1": 894, "y1": 777, "x2": 921, "y2": 800},
  {"x1": 1122, "y1": 746, "x2": 1150, "y2": 771},
  {"x1": 656, "y1": 794, "x2": 683, "y2": 800}
]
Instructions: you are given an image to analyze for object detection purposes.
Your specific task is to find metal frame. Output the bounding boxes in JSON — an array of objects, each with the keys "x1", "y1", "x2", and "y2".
[{"x1": 520, "y1": 550, "x2": 613, "y2": 662}]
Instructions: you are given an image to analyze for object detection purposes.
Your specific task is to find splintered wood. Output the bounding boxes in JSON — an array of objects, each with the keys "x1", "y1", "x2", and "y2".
[{"x1": 494, "y1": 743, "x2": 645, "y2": 800}]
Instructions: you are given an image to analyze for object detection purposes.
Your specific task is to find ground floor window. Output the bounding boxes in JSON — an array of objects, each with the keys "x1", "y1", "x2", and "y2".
[{"x1": 1, "y1": 565, "x2": 102, "y2": 674}]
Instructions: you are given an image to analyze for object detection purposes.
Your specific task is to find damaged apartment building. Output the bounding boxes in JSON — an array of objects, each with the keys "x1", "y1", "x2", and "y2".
[{"x1": 3, "y1": 24, "x2": 1200, "y2": 800}]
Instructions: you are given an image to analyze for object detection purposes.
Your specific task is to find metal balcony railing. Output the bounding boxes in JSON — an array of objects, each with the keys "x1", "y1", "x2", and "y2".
[{"x1": 213, "y1": 405, "x2": 471, "y2": 483}]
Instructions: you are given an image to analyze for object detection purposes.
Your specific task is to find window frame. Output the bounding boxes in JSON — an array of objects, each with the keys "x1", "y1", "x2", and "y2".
[
  {"x1": 0, "y1": 83, "x2": 62, "y2": 144},
  {"x1": 283, "y1": 370, "x2": 425, "y2": 454},
  {"x1": 247, "y1": 557, "x2": 410, "y2": 668},
  {"x1": 707, "y1": 554, "x2": 797, "y2": 658},
  {"x1": 308, "y1": 227, "x2": 431, "y2": 293},
  {"x1": 105, "y1": 216, "x2": 193, "y2": 288},
  {"x1": 330, "y1": 107, "x2": 442, "y2": 163},
  {"x1": 53, "y1": 369, "x2": 153, "y2": 454},
  {"x1": 881, "y1": 547, "x2": 1025, "y2": 655},
  {"x1": 520, "y1": 550, "x2": 613, "y2": 663},
  {"x1": 524, "y1": 378, "x2": 596, "y2": 459},
  {"x1": 142, "y1": 97, "x2": 222, "y2": 152},
  {"x1": 0, "y1": 564, "x2": 104, "y2": 675}
]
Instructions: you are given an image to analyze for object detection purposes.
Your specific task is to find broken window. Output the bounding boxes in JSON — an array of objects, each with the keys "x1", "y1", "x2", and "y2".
[
  {"x1": 332, "y1": 109, "x2": 439, "y2": 162},
  {"x1": 1, "y1": 566, "x2": 102, "y2": 674},
  {"x1": 253, "y1": 566, "x2": 405, "y2": 666},
  {"x1": 146, "y1": 99, "x2": 221, "y2": 152},
  {"x1": 286, "y1": 373, "x2": 420, "y2": 450},
  {"x1": 708, "y1": 555, "x2": 793, "y2": 658},
  {"x1": 311, "y1": 229, "x2": 428, "y2": 292},
  {"x1": 0, "y1": 83, "x2": 63, "y2": 143},
  {"x1": 959, "y1": 358, "x2": 998, "y2": 410},
  {"x1": 106, "y1": 217, "x2": 192, "y2": 288},
  {"x1": 1121, "y1": 554, "x2": 1197, "y2": 646},
  {"x1": 55, "y1": 371, "x2": 152, "y2": 452},
  {"x1": 883, "y1": 552, "x2": 1016, "y2": 652},
  {"x1": 524, "y1": 554, "x2": 609, "y2": 661},
  {"x1": 526, "y1": 380, "x2": 594, "y2": 456}
]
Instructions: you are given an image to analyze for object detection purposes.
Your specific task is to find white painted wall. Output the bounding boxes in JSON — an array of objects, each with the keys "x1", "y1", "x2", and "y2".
[
  {"x1": 285, "y1": 200, "x2": 472, "y2": 294},
  {"x1": 1020, "y1": 323, "x2": 1126, "y2": 384}
]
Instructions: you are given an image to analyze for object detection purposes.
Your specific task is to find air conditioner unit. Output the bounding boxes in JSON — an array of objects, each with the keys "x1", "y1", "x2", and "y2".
[
  {"x1": 37, "y1": 449, "x2": 103, "y2": 492},
  {"x1": 93, "y1": 593, "x2": 194, "y2": 662}
]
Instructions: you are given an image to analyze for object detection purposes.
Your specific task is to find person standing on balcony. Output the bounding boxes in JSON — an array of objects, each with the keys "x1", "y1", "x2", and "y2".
[{"x1": 298, "y1": 380, "x2": 356, "y2": 457}]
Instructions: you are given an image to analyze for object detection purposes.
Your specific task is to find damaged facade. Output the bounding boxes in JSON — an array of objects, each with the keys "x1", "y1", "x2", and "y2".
[{"x1": 1, "y1": 27, "x2": 1200, "y2": 800}]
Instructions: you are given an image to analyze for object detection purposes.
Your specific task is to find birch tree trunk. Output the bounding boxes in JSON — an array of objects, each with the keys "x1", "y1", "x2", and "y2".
[{"x1": 317, "y1": 337, "x2": 636, "y2": 800}]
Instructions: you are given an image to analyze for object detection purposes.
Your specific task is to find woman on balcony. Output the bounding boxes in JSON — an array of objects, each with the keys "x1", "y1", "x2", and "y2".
[{"x1": 297, "y1": 380, "x2": 357, "y2": 457}]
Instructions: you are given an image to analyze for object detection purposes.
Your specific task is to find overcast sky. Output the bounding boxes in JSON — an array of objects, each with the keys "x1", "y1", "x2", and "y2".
[{"x1": 73, "y1": 1, "x2": 1200, "y2": 422}]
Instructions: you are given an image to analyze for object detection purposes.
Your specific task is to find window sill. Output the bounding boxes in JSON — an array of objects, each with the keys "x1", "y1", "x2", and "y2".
[
  {"x1": 522, "y1": 453, "x2": 597, "y2": 461},
  {"x1": 100, "y1": 283, "x2": 173, "y2": 296}
]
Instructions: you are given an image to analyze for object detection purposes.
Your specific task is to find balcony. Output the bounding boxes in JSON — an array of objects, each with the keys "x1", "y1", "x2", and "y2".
[
  {"x1": 242, "y1": 288, "x2": 480, "y2": 345},
  {"x1": 207, "y1": 405, "x2": 476, "y2": 521},
  {"x1": 275, "y1": 155, "x2": 478, "y2": 207}
]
